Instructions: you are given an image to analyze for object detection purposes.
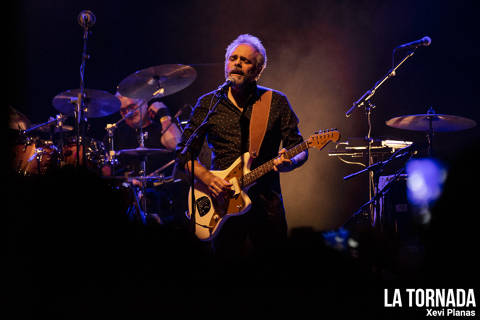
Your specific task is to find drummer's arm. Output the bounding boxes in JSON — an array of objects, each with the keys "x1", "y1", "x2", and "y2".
[
  {"x1": 160, "y1": 117, "x2": 182, "y2": 151},
  {"x1": 148, "y1": 101, "x2": 182, "y2": 151}
]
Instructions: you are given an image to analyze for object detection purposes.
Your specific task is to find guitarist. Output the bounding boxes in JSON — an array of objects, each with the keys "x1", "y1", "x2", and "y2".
[{"x1": 176, "y1": 34, "x2": 308, "y2": 262}]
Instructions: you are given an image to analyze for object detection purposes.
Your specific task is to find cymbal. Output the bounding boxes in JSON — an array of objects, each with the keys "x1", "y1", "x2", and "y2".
[
  {"x1": 116, "y1": 147, "x2": 172, "y2": 157},
  {"x1": 52, "y1": 89, "x2": 121, "y2": 118},
  {"x1": 117, "y1": 64, "x2": 197, "y2": 100},
  {"x1": 386, "y1": 113, "x2": 477, "y2": 132},
  {"x1": 9, "y1": 106, "x2": 31, "y2": 130}
]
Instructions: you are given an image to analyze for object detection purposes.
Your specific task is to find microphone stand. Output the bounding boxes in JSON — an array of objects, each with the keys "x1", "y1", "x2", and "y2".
[
  {"x1": 76, "y1": 25, "x2": 92, "y2": 168},
  {"x1": 344, "y1": 47, "x2": 418, "y2": 226},
  {"x1": 179, "y1": 93, "x2": 224, "y2": 234}
]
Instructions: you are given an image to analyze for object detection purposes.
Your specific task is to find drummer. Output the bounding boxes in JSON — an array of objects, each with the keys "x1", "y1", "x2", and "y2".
[
  {"x1": 102, "y1": 92, "x2": 182, "y2": 177},
  {"x1": 102, "y1": 93, "x2": 183, "y2": 224}
]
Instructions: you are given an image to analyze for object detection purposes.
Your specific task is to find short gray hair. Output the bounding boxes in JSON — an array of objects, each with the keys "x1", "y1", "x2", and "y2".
[{"x1": 225, "y1": 34, "x2": 267, "y2": 79}]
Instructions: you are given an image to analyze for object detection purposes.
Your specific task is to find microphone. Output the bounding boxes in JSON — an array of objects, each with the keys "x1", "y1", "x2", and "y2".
[
  {"x1": 77, "y1": 10, "x2": 96, "y2": 29},
  {"x1": 216, "y1": 78, "x2": 234, "y2": 95},
  {"x1": 396, "y1": 36, "x2": 431, "y2": 50},
  {"x1": 124, "y1": 109, "x2": 136, "y2": 119}
]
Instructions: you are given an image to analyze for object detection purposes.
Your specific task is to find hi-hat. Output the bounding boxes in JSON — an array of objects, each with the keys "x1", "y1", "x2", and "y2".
[
  {"x1": 386, "y1": 113, "x2": 477, "y2": 132},
  {"x1": 116, "y1": 147, "x2": 172, "y2": 157},
  {"x1": 117, "y1": 64, "x2": 196, "y2": 100},
  {"x1": 52, "y1": 88, "x2": 121, "y2": 118}
]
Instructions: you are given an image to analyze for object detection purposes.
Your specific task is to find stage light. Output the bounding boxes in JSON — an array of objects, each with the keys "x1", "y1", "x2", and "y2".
[{"x1": 406, "y1": 158, "x2": 447, "y2": 207}]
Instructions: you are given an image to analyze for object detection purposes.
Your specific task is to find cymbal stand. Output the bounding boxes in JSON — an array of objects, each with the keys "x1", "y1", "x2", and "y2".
[
  {"x1": 137, "y1": 113, "x2": 149, "y2": 223},
  {"x1": 425, "y1": 107, "x2": 436, "y2": 156},
  {"x1": 105, "y1": 111, "x2": 136, "y2": 172},
  {"x1": 344, "y1": 47, "x2": 418, "y2": 226},
  {"x1": 365, "y1": 101, "x2": 376, "y2": 225}
]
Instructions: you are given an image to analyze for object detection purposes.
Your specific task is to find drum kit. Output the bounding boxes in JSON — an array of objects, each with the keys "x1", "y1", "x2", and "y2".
[
  {"x1": 330, "y1": 107, "x2": 477, "y2": 161},
  {"x1": 10, "y1": 63, "x2": 197, "y2": 224},
  {"x1": 330, "y1": 107, "x2": 477, "y2": 228}
]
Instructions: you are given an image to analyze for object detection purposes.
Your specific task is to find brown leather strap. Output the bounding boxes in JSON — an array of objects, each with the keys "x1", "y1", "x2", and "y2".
[{"x1": 249, "y1": 90, "x2": 272, "y2": 158}]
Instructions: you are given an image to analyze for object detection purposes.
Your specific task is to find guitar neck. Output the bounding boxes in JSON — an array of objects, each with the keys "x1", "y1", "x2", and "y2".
[{"x1": 242, "y1": 140, "x2": 309, "y2": 187}]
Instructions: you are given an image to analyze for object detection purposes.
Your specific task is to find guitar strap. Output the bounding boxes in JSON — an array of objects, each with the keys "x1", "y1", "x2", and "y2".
[{"x1": 249, "y1": 90, "x2": 272, "y2": 159}]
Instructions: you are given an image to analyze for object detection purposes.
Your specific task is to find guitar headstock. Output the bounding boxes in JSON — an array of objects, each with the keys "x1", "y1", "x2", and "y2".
[{"x1": 307, "y1": 129, "x2": 341, "y2": 150}]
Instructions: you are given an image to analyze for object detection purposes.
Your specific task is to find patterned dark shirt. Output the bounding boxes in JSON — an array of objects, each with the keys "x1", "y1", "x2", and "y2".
[{"x1": 176, "y1": 84, "x2": 306, "y2": 194}]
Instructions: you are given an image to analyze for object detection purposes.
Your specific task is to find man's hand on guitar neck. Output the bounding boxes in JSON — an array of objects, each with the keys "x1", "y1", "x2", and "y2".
[
  {"x1": 186, "y1": 160, "x2": 233, "y2": 198},
  {"x1": 273, "y1": 148, "x2": 292, "y2": 172},
  {"x1": 273, "y1": 148, "x2": 308, "y2": 172}
]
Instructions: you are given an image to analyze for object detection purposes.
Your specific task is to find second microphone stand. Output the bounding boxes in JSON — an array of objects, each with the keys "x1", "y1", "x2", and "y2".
[{"x1": 345, "y1": 48, "x2": 418, "y2": 226}]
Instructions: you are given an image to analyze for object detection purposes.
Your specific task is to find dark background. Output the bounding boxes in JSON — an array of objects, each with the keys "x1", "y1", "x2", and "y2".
[{"x1": 6, "y1": 0, "x2": 480, "y2": 317}]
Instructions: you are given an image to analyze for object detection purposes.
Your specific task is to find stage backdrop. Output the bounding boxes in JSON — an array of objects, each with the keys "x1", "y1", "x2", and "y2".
[{"x1": 10, "y1": 0, "x2": 480, "y2": 232}]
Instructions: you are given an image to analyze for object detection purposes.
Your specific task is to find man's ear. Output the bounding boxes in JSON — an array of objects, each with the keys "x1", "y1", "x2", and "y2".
[{"x1": 254, "y1": 64, "x2": 263, "y2": 80}]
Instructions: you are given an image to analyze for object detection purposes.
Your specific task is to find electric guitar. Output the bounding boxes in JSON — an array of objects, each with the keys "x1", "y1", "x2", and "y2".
[{"x1": 187, "y1": 129, "x2": 340, "y2": 241}]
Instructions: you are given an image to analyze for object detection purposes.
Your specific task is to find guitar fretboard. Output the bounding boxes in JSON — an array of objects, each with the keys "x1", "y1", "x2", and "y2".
[{"x1": 241, "y1": 140, "x2": 309, "y2": 187}]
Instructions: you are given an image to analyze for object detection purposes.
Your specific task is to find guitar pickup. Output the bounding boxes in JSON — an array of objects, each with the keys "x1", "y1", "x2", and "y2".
[{"x1": 229, "y1": 177, "x2": 241, "y2": 197}]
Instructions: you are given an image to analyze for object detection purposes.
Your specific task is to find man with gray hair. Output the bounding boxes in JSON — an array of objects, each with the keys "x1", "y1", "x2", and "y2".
[{"x1": 177, "y1": 34, "x2": 308, "y2": 265}]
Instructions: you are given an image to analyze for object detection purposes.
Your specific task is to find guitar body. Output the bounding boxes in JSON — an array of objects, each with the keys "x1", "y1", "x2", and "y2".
[
  {"x1": 187, "y1": 153, "x2": 253, "y2": 241},
  {"x1": 186, "y1": 129, "x2": 340, "y2": 241}
]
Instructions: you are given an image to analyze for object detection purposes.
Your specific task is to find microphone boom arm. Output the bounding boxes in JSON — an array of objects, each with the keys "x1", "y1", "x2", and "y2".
[{"x1": 345, "y1": 50, "x2": 416, "y2": 118}]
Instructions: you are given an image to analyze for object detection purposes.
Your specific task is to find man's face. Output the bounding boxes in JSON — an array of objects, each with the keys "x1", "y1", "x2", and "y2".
[
  {"x1": 225, "y1": 44, "x2": 261, "y2": 87},
  {"x1": 118, "y1": 95, "x2": 147, "y2": 128}
]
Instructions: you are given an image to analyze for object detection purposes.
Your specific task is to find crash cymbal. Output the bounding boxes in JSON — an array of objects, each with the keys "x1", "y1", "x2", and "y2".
[
  {"x1": 9, "y1": 106, "x2": 32, "y2": 130},
  {"x1": 52, "y1": 89, "x2": 121, "y2": 118},
  {"x1": 117, "y1": 64, "x2": 196, "y2": 100},
  {"x1": 116, "y1": 147, "x2": 172, "y2": 157},
  {"x1": 386, "y1": 113, "x2": 477, "y2": 132}
]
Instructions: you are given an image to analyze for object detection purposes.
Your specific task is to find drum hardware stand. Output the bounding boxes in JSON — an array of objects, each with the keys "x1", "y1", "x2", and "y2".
[
  {"x1": 22, "y1": 114, "x2": 67, "y2": 136},
  {"x1": 105, "y1": 114, "x2": 131, "y2": 172},
  {"x1": 137, "y1": 125, "x2": 149, "y2": 223},
  {"x1": 130, "y1": 184, "x2": 147, "y2": 224},
  {"x1": 425, "y1": 106, "x2": 436, "y2": 157},
  {"x1": 344, "y1": 46, "x2": 418, "y2": 226},
  {"x1": 105, "y1": 104, "x2": 155, "y2": 224},
  {"x1": 105, "y1": 118, "x2": 147, "y2": 224},
  {"x1": 345, "y1": 144, "x2": 416, "y2": 227}
]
